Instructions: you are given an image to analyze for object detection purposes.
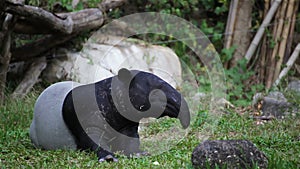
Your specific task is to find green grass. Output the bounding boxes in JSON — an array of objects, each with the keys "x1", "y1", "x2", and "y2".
[{"x1": 0, "y1": 91, "x2": 299, "y2": 169}]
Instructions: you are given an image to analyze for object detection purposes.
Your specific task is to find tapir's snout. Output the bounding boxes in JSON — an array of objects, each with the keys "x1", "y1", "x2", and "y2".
[
  {"x1": 177, "y1": 98, "x2": 190, "y2": 129},
  {"x1": 162, "y1": 86, "x2": 191, "y2": 129}
]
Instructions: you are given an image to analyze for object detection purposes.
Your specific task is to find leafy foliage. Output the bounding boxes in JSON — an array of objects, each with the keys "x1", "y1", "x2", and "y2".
[
  {"x1": 225, "y1": 58, "x2": 264, "y2": 106},
  {"x1": 26, "y1": 0, "x2": 102, "y2": 11}
]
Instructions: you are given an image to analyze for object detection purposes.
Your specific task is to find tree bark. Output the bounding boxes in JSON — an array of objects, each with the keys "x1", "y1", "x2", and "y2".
[
  {"x1": 11, "y1": 57, "x2": 47, "y2": 99},
  {"x1": 2, "y1": 0, "x2": 74, "y2": 34},
  {"x1": 0, "y1": 0, "x2": 127, "y2": 102},
  {"x1": 273, "y1": 0, "x2": 295, "y2": 81},
  {"x1": 0, "y1": 14, "x2": 15, "y2": 104},
  {"x1": 3, "y1": 0, "x2": 126, "y2": 35},
  {"x1": 3, "y1": 0, "x2": 126, "y2": 64},
  {"x1": 6, "y1": 1, "x2": 127, "y2": 63},
  {"x1": 265, "y1": 0, "x2": 288, "y2": 88},
  {"x1": 245, "y1": 0, "x2": 282, "y2": 61},
  {"x1": 11, "y1": 33, "x2": 78, "y2": 62},
  {"x1": 13, "y1": 8, "x2": 104, "y2": 34},
  {"x1": 229, "y1": 0, "x2": 253, "y2": 67},
  {"x1": 273, "y1": 43, "x2": 300, "y2": 87},
  {"x1": 259, "y1": 0, "x2": 270, "y2": 83},
  {"x1": 284, "y1": 0, "x2": 299, "y2": 63},
  {"x1": 224, "y1": 0, "x2": 238, "y2": 49}
]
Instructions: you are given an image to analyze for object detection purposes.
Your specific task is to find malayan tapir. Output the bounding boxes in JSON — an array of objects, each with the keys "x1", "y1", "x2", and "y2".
[{"x1": 30, "y1": 68, "x2": 190, "y2": 162}]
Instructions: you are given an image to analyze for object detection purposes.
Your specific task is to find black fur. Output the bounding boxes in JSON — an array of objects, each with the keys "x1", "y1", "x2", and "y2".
[{"x1": 62, "y1": 68, "x2": 190, "y2": 162}]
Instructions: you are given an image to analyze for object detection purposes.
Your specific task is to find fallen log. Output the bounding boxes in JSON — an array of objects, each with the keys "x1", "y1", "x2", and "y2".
[
  {"x1": 7, "y1": 0, "x2": 126, "y2": 62},
  {"x1": 11, "y1": 33, "x2": 78, "y2": 62},
  {"x1": 11, "y1": 57, "x2": 47, "y2": 99},
  {"x1": 4, "y1": 0, "x2": 126, "y2": 34},
  {"x1": 2, "y1": 0, "x2": 73, "y2": 34},
  {"x1": 14, "y1": 8, "x2": 104, "y2": 34},
  {"x1": 0, "y1": 0, "x2": 127, "y2": 101}
]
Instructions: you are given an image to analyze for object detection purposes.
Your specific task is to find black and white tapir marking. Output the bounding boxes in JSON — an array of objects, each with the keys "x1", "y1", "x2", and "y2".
[{"x1": 62, "y1": 68, "x2": 190, "y2": 162}]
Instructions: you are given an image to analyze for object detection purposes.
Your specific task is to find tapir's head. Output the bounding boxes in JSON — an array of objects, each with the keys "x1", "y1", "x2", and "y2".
[{"x1": 114, "y1": 68, "x2": 190, "y2": 129}]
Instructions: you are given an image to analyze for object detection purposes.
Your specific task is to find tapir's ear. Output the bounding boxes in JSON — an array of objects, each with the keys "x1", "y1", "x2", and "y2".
[{"x1": 117, "y1": 68, "x2": 132, "y2": 83}]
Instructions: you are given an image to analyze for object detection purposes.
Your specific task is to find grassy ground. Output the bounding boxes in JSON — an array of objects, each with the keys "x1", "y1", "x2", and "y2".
[{"x1": 0, "y1": 90, "x2": 299, "y2": 169}]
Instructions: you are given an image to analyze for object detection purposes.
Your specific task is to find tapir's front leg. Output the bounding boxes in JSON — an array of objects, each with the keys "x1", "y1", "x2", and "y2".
[
  {"x1": 77, "y1": 131, "x2": 118, "y2": 162},
  {"x1": 62, "y1": 92, "x2": 118, "y2": 162},
  {"x1": 109, "y1": 125, "x2": 148, "y2": 157}
]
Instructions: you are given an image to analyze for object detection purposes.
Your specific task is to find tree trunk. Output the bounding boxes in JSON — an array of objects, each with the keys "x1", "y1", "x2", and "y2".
[
  {"x1": 0, "y1": 14, "x2": 15, "y2": 104},
  {"x1": 245, "y1": 0, "x2": 282, "y2": 62},
  {"x1": 229, "y1": 0, "x2": 253, "y2": 67},
  {"x1": 265, "y1": 0, "x2": 287, "y2": 88},
  {"x1": 273, "y1": 0, "x2": 296, "y2": 80},
  {"x1": 259, "y1": 0, "x2": 270, "y2": 83},
  {"x1": 11, "y1": 57, "x2": 47, "y2": 99}
]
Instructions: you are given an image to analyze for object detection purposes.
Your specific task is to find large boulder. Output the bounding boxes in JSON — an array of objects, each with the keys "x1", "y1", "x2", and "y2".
[
  {"x1": 43, "y1": 34, "x2": 182, "y2": 88},
  {"x1": 191, "y1": 140, "x2": 268, "y2": 169}
]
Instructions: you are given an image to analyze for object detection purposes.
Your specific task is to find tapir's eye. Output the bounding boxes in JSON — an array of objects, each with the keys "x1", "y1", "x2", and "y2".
[{"x1": 139, "y1": 105, "x2": 145, "y2": 110}]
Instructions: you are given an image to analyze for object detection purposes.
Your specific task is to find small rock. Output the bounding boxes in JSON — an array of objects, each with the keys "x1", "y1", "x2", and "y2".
[
  {"x1": 266, "y1": 91, "x2": 287, "y2": 102},
  {"x1": 153, "y1": 161, "x2": 160, "y2": 165},
  {"x1": 192, "y1": 92, "x2": 206, "y2": 101},
  {"x1": 191, "y1": 140, "x2": 268, "y2": 169},
  {"x1": 252, "y1": 92, "x2": 264, "y2": 108},
  {"x1": 252, "y1": 91, "x2": 299, "y2": 119},
  {"x1": 261, "y1": 91, "x2": 292, "y2": 119},
  {"x1": 287, "y1": 80, "x2": 300, "y2": 93}
]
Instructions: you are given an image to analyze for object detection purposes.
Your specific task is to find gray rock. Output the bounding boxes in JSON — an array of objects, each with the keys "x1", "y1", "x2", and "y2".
[
  {"x1": 266, "y1": 91, "x2": 287, "y2": 102},
  {"x1": 261, "y1": 91, "x2": 293, "y2": 119},
  {"x1": 29, "y1": 81, "x2": 81, "y2": 150},
  {"x1": 252, "y1": 92, "x2": 263, "y2": 108},
  {"x1": 191, "y1": 140, "x2": 268, "y2": 169},
  {"x1": 287, "y1": 80, "x2": 300, "y2": 93}
]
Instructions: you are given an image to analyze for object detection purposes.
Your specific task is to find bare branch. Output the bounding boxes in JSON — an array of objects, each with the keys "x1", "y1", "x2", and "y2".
[
  {"x1": 244, "y1": 0, "x2": 282, "y2": 61},
  {"x1": 11, "y1": 57, "x2": 47, "y2": 99},
  {"x1": 273, "y1": 43, "x2": 300, "y2": 87},
  {"x1": 224, "y1": 0, "x2": 239, "y2": 49},
  {"x1": 57, "y1": 9, "x2": 104, "y2": 33},
  {"x1": 0, "y1": 13, "x2": 15, "y2": 104},
  {"x1": 11, "y1": 33, "x2": 78, "y2": 62},
  {"x1": 13, "y1": 8, "x2": 104, "y2": 34},
  {"x1": 4, "y1": 0, "x2": 127, "y2": 63}
]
